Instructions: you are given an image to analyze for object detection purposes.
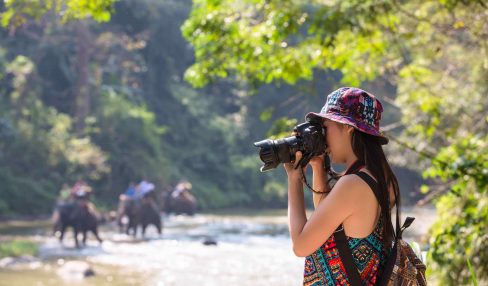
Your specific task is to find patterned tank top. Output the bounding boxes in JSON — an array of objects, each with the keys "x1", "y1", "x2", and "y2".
[{"x1": 303, "y1": 172, "x2": 388, "y2": 285}]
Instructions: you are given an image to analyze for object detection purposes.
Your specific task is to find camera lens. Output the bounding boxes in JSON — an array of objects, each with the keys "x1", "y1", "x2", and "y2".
[
  {"x1": 254, "y1": 120, "x2": 325, "y2": 172},
  {"x1": 253, "y1": 139, "x2": 280, "y2": 172},
  {"x1": 253, "y1": 136, "x2": 298, "y2": 172}
]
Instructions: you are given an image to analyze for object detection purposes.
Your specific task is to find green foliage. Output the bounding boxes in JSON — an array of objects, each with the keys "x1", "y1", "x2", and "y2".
[
  {"x1": 90, "y1": 88, "x2": 170, "y2": 200},
  {"x1": 0, "y1": 0, "x2": 292, "y2": 215},
  {"x1": 182, "y1": 0, "x2": 488, "y2": 283},
  {"x1": 181, "y1": 0, "x2": 394, "y2": 87},
  {"x1": 261, "y1": 180, "x2": 287, "y2": 204},
  {"x1": 0, "y1": 240, "x2": 38, "y2": 258},
  {"x1": 1, "y1": 1, "x2": 486, "y2": 282},
  {"x1": 0, "y1": 55, "x2": 109, "y2": 214},
  {"x1": 425, "y1": 133, "x2": 488, "y2": 284},
  {"x1": 1, "y1": 0, "x2": 116, "y2": 27},
  {"x1": 467, "y1": 257, "x2": 479, "y2": 286},
  {"x1": 266, "y1": 117, "x2": 297, "y2": 139},
  {"x1": 393, "y1": 3, "x2": 488, "y2": 283}
]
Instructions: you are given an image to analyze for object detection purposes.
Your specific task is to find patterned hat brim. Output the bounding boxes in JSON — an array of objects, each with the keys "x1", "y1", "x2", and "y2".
[{"x1": 306, "y1": 112, "x2": 389, "y2": 145}]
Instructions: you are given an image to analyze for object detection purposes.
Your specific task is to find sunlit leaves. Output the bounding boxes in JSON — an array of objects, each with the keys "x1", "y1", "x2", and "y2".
[
  {"x1": 1, "y1": 0, "x2": 49, "y2": 27},
  {"x1": 92, "y1": 88, "x2": 170, "y2": 185},
  {"x1": 265, "y1": 117, "x2": 297, "y2": 139},
  {"x1": 182, "y1": 0, "x2": 312, "y2": 87},
  {"x1": 182, "y1": 0, "x2": 396, "y2": 87},
  {"x1": 6, "y1": 55, "x2": 34, "y2": 101},
  {"x1": 64, "y1": 137, "x2": 110, "y2": 180},
  {"x1": 0, "y1": 0, "x2": 116, "y2": 28},
  {"x1": 424, "y1": 135, "x2": 488, "y2": 188},
  {"x1": 63, "y1": 0, "x2": 114, "y2": 22},
  {"x1": 0, "y1": 55, "x2": 111, "y2": 214},
  {"x1": 182, "y1": 0, "x2": 488, "y2": 283},
  {"x1": 423, "y1": 133, "x2": 488, "y2": 283},
  {"x1": 259, "y1": 107, "x2": 274, "y2": 122}
]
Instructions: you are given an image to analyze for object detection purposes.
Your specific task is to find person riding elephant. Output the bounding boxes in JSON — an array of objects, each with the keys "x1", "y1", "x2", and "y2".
[
  {"x1": 53, "y1": 182, "x2": 103, "y2": 248},
  {"x1": 163, "y1": 181, "x2": 197, "y2": 215},
  {"x1": 117, "y1": 179, "x2": 162, "y2": 238}
]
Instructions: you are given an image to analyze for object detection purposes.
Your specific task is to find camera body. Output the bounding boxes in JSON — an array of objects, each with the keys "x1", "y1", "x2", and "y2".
[{"x1": 254, "y1": 119, "x2": 326, "y2": 172}]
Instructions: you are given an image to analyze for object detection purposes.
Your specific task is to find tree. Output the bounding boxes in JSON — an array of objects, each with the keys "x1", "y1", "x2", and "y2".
[
  {"x1": 0, "y1": 54, "x2": 110, "y2": 214},
  {"x1": 181, "y1": 0, "x2": 488, "y2": 283},
  {"x1": 0, "y1": 0, "x2": 294, "y2": 213},
  {"x1": 1, "y1": 0, "x2": 117, "y2": 133}
]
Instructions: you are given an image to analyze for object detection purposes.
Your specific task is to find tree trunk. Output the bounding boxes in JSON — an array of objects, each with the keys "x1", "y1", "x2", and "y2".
[{"x1": 73, "y1": 22, "x2": 91, "y2": 134}]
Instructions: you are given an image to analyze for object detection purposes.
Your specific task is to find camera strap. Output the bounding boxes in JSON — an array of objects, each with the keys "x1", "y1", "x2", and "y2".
[
  {"x1": 301, "y1": 167, "x2": 327, "y2": 194},
  {"x1": 302, "y1": 159, "x2": 365, "y2": 194}
]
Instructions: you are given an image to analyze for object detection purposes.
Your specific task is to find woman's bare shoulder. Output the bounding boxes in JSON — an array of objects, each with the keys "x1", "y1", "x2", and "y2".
[
  {"x1": 356, "y1": 167, "x2": 396, "y2": 208},
  {"x1": 331, "y1": 173, "x2": 374, "y2": 199}
]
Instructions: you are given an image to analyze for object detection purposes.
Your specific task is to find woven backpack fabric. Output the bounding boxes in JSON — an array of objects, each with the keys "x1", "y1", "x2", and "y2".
[{"x1": 378, "y1": 217, "x2": 427, "y2": 286}]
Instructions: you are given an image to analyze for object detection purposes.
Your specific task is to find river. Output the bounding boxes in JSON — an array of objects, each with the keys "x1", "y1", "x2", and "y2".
[{"x1": 0, "y1": 207, "x2": 436, "y2": 285}]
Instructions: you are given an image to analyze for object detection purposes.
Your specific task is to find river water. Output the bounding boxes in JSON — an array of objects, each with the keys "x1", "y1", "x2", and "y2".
[{"x1": 0, "y1": 207, "x2": 436, "y2": 286}]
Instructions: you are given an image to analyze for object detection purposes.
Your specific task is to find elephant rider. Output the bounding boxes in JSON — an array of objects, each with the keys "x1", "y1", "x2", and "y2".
[
  {"x1": 172, "y1": 181, "x2": 195, "y2": 201},
  {"x1": 165, "y1": 181, "x2": 197, "y2": 215},
  {"x1": 121, "y1": 182, "x2": 142, "y2": 201},
  {"x1": 73, "y1": 185, "x2": 99, "y2": 217},
  {"x1": 70, "y1": 180, "x2": 85, "y2": 198},
  {"x1": 53, "y1": 181, "x2": 90, "y2": 223},
  {"x1": 138, "y1": 179, "x2": 159, "y2": 212},
  {"x1": 117, "y1": 181, "x2": 146, "y2": 221},
  {"x1": 124, "y1": 182, "x2": 137, "y2": 198}
]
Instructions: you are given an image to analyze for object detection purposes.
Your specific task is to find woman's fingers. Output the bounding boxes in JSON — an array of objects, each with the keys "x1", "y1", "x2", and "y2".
[
  {"x1": 283, "y1": 151, "x2": 303, "y2": 172},
  {"x1": 294, "y1": 151, "x2": 303, "y2": 169}
]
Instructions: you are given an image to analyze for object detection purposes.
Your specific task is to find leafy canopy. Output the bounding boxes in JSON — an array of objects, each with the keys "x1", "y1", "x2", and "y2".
[
  {"x1": 1, "y1": 0, "x2": 116, "y2": 27},
  {"x1": 182, "y1": 0, "x2": 488, "y2": 283}
]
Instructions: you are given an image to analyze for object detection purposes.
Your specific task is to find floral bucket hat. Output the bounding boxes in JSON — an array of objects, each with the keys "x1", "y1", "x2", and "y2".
[{"x1": 306, "y1": 87, "x2": 389, "y2": 145}]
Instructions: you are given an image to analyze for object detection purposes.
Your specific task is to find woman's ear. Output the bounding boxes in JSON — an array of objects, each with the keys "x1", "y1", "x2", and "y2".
[{"x1": 346, "y1": 125, "x2": 354, "y2": 134}]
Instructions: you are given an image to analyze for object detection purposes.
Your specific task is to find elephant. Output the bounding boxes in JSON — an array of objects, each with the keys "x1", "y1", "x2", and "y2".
[
  {"x1": 162, "y1": 188, "x2": 197, "y2": 216},
  {"x1": 53, "y1": 200, "x2": 103, "y2": 248},
  {"x1": 117, "y1": 195, "x2": 162, "y2": 238}
]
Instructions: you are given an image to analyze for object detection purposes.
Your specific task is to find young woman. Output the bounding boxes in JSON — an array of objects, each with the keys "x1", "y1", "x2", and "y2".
[{"x1": 284, "y1": 87, "x2": 400, "y2": 285}]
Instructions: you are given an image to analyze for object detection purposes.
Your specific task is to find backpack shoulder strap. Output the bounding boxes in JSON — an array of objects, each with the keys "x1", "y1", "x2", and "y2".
[
  {"x1": 356, "y1": 171, "x2": 403, "y2": 239},
  {"x1": 333, "y1": 171, "x2": 380, "y2": 285},
  {"x1": 355, "y1": 171, "x2": 381, "y2": 202},
  {"x1": 335, "y1": 228, "x2": 363, "y2": 285}
]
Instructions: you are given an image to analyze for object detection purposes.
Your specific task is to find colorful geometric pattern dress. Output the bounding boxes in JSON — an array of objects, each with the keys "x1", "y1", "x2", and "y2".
[{"x1": 303, "y1": 173, "x2": 388, "y2": 285}]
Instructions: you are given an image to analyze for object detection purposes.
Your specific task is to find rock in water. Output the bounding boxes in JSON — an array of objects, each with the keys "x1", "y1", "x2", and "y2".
[{"x1": 202, "y1": 237, "x2": 217, "y2": 246}]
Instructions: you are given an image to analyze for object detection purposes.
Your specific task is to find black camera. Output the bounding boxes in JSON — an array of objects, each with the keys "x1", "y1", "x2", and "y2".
[{"x1": 253, "y1": 119, "x2": 326, "y2": 172}]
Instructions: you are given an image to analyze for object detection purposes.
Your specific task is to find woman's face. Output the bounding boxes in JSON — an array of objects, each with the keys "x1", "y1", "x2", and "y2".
[{"x1": 323, "y1": 119, "x2": 353, "y2": 164}]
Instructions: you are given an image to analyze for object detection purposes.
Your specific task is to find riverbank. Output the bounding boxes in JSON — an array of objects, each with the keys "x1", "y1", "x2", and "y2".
[{"x1": 0, "y1": 240, "x2": 38, "y2": 258}]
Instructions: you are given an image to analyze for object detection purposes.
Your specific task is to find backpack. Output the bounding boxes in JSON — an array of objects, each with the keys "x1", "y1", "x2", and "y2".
[
  {"x1": 378, "y1": 216, "x2": 427, "y2": 286},
  {"x1": 336, "y1": 171, "x2": 427, "y2": 286}
]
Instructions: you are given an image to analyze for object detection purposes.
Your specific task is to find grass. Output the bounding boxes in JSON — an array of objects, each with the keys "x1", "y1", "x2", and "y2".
[{"x1": 0, "y1": 240, "x2": 38, "y2": 258}]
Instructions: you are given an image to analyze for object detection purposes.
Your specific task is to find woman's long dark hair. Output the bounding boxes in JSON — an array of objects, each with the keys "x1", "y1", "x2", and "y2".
[{"x1": 350, "y1": 129, "x2": 400, "y2": 248}]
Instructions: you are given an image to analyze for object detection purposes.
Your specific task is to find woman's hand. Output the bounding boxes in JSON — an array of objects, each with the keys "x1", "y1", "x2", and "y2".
[
  {"x1": 283, "y1": 151, "x2": 305, "y2": 181},
  {"x1": 284, "y1": 152, "x2": 328, "y2": 179},
  {"x1": 309, "y1": 154, "x2": 325, "y2": 169}
]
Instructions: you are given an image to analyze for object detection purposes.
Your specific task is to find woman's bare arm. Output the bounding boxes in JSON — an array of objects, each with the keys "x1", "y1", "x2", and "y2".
[
  {"x1": 285, "y1": 153, "x2": 362, "y2": 258},
  {"x1": 309, "y1": 155, "x2": 330, "y2": 208},
  {"x1": 289, "y1": 174, "x2": 362, "y2": 257}
]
